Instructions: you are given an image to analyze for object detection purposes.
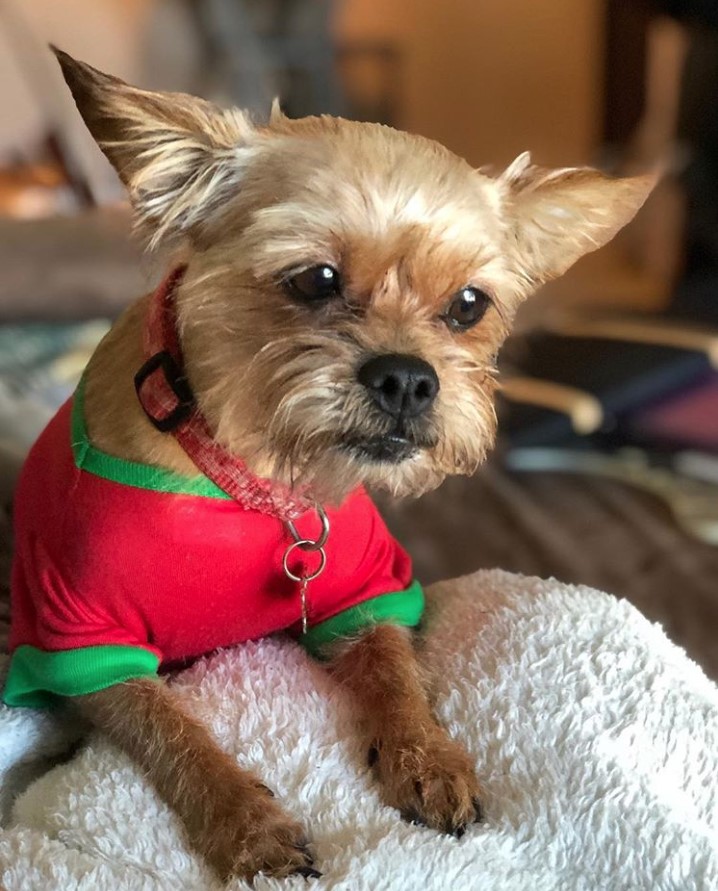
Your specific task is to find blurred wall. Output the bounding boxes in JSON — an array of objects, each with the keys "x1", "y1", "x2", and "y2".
[
  {"x1": 0, "y1": 0, "x2": 198, "y2": 201},
  {"x1": 337, "y1": 0, "x2": 605, "y2": 169},
  {"x1": 0, "y1": 0, "x2": 149, "y2": 151},
  {"x1": 1, "y1": 0, "x2": 605, "y2": 193}
]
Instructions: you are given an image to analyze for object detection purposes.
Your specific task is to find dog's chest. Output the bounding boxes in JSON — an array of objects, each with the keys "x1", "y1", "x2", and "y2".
[
  {"x1": 12, "y1": 398, "x2": 411, "y2": 666},
  {"x1": 34, "y1": 491, "x2": 404, "y2": 668},
  {"x1": 78, "y1": 488, "x2": 408, "y2": 660}
]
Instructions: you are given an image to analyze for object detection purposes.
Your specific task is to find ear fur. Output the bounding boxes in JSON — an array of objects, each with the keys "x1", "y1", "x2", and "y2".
[
  {"x1": 52, "y1": 47, "x2": 258, "y2": 246},
  {"x1": 501, "y1": 152, "x2": 657, "y2": 285},
  {"x1": 269, "y1": 98, "x2": 286, "y2": 124}
]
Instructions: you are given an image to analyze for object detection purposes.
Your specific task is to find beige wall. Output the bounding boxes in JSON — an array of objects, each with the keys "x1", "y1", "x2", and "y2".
[
  {"x1": 337, "y1": 0, "x2": 605, "y2": 169},
  {"x1": 1, "y1": 0, "x2": 605, "y2": 195},
  {"x1": 0, "y1": 0, "x2": 151, "y2": 198},
  {"x1": 0, "y1": 0, "x2": 200, "y2": 200}
]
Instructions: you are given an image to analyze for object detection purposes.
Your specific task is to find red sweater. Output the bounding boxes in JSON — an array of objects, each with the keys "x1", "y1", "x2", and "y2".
[{"x1": 3, "y1": 383, "x2": 422, "y2": 708}]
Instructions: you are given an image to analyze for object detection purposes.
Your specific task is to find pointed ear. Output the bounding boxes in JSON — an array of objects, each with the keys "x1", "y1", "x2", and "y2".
[
  {"x1": 52, "y1": 47, "x2": 258, "y2": 245},
  {"x1": 501, "y1": 152, "x2": 657, "y2": 285}
]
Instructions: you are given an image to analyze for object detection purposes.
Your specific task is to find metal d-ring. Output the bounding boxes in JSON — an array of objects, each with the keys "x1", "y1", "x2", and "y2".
[
  {"x1": 285, "y1": 502, "x2": 330, "y2": 552},
  {"x1": 282, "y1": 540, "x2": 327, "y2": 583}
]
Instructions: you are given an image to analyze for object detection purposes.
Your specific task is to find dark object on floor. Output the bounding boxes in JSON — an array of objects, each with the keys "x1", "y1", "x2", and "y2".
[
  {"x1": 500, "y1": 332, "x2": 713, "y2": 449},
  {"x1": 380, "y1": 462, "x2": 718, "y2": 680}
]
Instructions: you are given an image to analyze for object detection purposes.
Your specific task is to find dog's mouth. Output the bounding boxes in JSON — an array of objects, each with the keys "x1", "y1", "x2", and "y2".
[{"x1": 341, "y1": 428, "x2": 437, "y2": 464}]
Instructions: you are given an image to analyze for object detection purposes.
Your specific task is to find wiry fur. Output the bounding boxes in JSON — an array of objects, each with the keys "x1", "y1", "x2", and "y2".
[
  {"x1": 74, "y1": 679, "x2": 316, "y2": 881},
  {"x1": 51, "y1": 48, "x2": 656, "y2": 883},
  {"x1": 329, "y1": 625, "x2": 483, "y2": 834},
  {"x1": 53, "y1": 48, "x2": 654, "y2": 505},
  {"x1": 51, "y1": 47, "x2": 258, "y2": 248}
]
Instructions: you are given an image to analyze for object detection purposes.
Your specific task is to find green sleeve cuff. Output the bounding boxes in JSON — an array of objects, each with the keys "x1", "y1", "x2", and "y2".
[
  {"x1": 300, "y1": 580, "x2": 425, "y2": 659},
  {"x1": 2, "y1": 644, "x2": 160, "y2": 709}
]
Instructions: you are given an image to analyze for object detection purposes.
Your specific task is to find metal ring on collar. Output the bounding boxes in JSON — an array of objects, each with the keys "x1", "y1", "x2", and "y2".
[
  {"x1": 286, "y1": 503, "x2": 330, "y2": 552},
  {"x1": 282, "y1": 541, "x2": 327, "y2": 583}
]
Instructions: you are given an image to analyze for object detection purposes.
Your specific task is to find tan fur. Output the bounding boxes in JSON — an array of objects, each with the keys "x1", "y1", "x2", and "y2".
[
  {"x1": 83, "y1": 296, "x2": 198, "y2": 474},
  {"x1": 328, "y1": 625, "x2": 482, "y2": 833},
  {"x1": 54, "y1": 47, "x2": 655, "y2": 504},
  {"x1": 52, "y1": 48, "x2": 656, "y2": 881},
  {"x1": 75, "y1": 680, "x2": 315, "y2": 880}
]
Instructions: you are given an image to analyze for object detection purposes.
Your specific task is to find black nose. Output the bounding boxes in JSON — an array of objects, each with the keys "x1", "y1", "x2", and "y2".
[{"x1": 358, "y1": 354, "x2": 439, "y2": 419}]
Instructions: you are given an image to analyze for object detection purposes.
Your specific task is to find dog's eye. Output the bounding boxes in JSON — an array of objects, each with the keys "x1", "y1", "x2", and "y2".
[
  {"x1": 443, "y1": 287, "x2": 491, "y2": 331},
  {"x1": 286, "y1": 265, "x2": 341, "y2": 302}
]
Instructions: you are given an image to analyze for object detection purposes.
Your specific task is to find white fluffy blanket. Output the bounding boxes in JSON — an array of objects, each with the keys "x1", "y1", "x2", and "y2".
[{"x1": 1, "y1": 569, "x2": 717, "y2": 891}]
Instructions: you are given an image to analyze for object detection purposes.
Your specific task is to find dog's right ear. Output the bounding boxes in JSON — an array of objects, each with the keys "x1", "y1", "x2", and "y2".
[{"x1": 52, "y1": 47, "x2": 258, "y2": 246}]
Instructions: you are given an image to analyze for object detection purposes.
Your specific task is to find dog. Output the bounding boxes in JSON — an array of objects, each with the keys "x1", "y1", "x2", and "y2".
[{"x1": 2, "y1": 47, "x2": 654, "y2": 882}]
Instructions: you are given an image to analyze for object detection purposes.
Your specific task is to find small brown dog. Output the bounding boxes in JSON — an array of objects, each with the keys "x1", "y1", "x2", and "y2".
[{"x1": 4, "y1": 48, "x2": 653, "y2": 882}]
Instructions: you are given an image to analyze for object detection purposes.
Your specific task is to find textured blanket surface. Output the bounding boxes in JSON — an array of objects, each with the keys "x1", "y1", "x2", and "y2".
[{"x1": 1, "y1": 569, "x2": 717, "y2": 891}]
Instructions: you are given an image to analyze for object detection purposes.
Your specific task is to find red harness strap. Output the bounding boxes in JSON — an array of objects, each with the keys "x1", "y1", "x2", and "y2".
[{"x1": 134, "y1": 266, "x2": 312, "y2": 521}]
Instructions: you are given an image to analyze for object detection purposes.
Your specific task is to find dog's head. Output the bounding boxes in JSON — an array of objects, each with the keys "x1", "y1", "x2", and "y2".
[{"x1": 55, "y1": 49, "x2": 654, "y2": 502}]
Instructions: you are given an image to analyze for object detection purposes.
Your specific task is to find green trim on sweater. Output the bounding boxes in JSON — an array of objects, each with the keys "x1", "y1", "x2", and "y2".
[
  {"x1": 71, "y1": 377, "x2": 230, "y2": 498},
  {"x1": 299, "y1": 580, "x2": 425, "y2": 658},
  {"x1": 2, "y1": 644, "x2": 160, "y2": 708},
  {"x1": 2, "y1": 584, "x2": 424, "y2": 707}
]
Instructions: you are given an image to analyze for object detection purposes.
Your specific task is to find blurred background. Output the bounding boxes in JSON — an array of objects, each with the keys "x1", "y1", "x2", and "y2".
[{"x1": 1, "y1": 0, "x2": 717, "y2": 676}]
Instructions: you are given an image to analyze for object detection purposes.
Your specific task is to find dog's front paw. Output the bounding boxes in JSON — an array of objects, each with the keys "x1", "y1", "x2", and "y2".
[
  {"x1": 369, "y1": 729, "x2": 482, "y2": 837},
  {"x1": 194, "y1": 780, "x2": 319, "y2": 882}
]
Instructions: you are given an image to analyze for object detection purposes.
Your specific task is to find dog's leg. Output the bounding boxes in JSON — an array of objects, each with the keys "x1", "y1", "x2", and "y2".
[
  {"x1": 328, "y1": 624, "x2": 482, "y2": 836},
  {"x1": 74, "y1": 678, "x2": 319, "y2": 882}
]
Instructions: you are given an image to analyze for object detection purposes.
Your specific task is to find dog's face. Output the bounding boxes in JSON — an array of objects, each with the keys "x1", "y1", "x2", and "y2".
[
  {"x1": 178, "y1": 121, "x2": 513, "y2": 501},
  {"x1": 56, "y1": 50, "x2": 654, "y2": 502}
]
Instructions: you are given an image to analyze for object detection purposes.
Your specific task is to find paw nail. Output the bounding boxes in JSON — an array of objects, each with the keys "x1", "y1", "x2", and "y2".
[
  {"x1": 400, "y1": 808, "x2": 427, "y2": 827},
  {"x1": 297, "y1": 866, "x2": 323, "y2": 879},
  {"x1": 452, "y1": 825, "x2": 466, "y2": 839},
  {"x1": 260, "y1": 783, "x2": 275, "y2": 797},
  {"x1": 367, "y1": 746, "x2": 379, "y2": 767}
]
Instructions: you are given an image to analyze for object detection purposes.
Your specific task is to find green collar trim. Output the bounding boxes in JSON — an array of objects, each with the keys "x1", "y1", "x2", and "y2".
[
  {"x1": 300, "y1": 580, "x2": 425, "y2": 658},
  {"x1": 71, "y1": 377, "x2": 230, "y2": 498}
]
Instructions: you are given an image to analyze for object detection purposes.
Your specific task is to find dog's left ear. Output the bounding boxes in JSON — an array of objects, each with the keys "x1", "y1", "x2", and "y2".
[
  {"x1": 52, "y1": 47, "x2": 258, "y2": 245},
  {"x1": 500, "y1": 152, "x2": 657, "y2": 286}
]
